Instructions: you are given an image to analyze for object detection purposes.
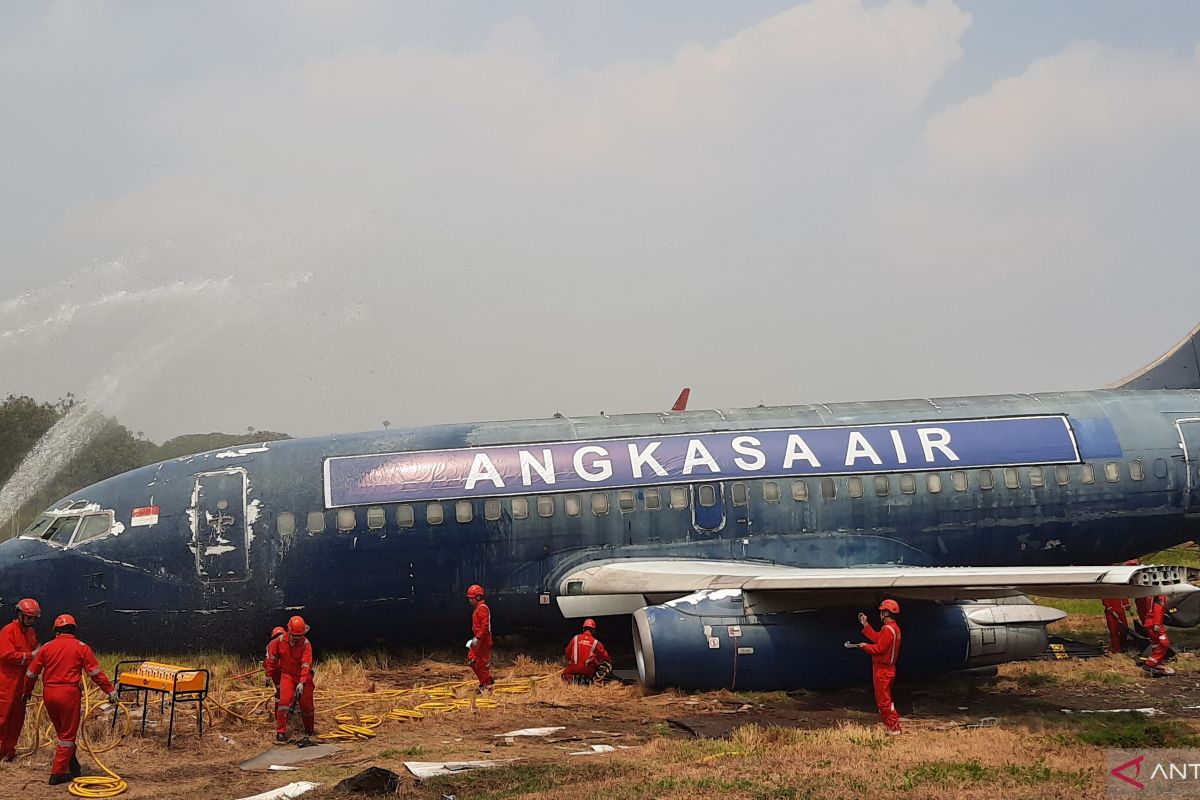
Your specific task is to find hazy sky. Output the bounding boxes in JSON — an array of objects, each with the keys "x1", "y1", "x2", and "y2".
[{"x1": 2, "y1": 0, "x2": 1199, "y2": 441}]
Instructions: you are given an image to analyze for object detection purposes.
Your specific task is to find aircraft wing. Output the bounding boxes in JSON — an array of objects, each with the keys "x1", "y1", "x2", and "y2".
[{"x1": 554, "y1": 559, "x2": 1199, "y2": 617}]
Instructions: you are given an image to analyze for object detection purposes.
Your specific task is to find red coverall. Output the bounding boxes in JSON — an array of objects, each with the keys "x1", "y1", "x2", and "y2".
[
  {"x1": 0, "y1": 620, "x2": 37, "y2": 758},
  {"x1": 23, "y1": 635, "x2": 114, "y2": 777},
  {"x1": 467, "y1": 601, "x2": 493, "y2": 687},
  {"x1": 562, "y1": 632, "x2": 611, "y2": 681},
  {"x1": 1142, "y1": 595, "x2": 1173, "y2": 669},
  {"x1": 265, "y1": 636, "x2": 315, "y2": 735},
  {"x1": 861, "y1": 619, "x2": 902, "y2": 732},
  {"x1": 1102, "y1": 598, "x2": 1132, "y2": 653}
]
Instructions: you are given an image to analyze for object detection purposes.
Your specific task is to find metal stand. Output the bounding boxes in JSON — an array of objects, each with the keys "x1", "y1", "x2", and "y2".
[{"x1": 112, "y1": 660, "x2": 209, "y2": 748}]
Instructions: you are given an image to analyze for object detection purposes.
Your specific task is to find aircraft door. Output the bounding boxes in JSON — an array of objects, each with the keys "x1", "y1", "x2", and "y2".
[
  {"x1": 1175, "y1": 419, "x2": 1200, "y2": 512},
  {"x1": 191, "y1": 468, "x2": 250, "y2": 582},
  {"x1": 691, "y1": 483, "x2": 726, "y2": 534}
]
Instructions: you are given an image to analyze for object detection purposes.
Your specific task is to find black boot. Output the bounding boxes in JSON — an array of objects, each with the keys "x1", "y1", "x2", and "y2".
[
  {"x1": 48, "y1": 773, "x2": 73, "y2": 785},
  {"x1": 69, "y1": 755, "x2": 82, "y2": 777},
  {"x1": 276, "y1": 732, "x2": 288, "y2": 743}
]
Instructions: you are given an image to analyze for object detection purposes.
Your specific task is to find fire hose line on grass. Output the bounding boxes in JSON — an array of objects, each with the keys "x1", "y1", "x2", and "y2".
[{"x1": 18, "y1": 686, "x2": 133, "y2": 798}]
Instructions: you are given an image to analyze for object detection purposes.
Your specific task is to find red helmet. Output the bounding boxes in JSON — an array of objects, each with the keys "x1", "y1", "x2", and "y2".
[
  {"x1": 287, "y1": 615, "x2": 309, "y2": 635},
  {"x1": 583, "y1": 618, "x2": 597, "y2": 630},
  {"x1": 54, "y1": 613, "x2": 77, "y2": 629},
  {"x1": 466, "y1": 584, "x2": 485, "y2": 599},
  {"x1": 16, "y1": 598, "x2": 41, "y2": 618},
  {"x1": 879, "y1": 599, "x2": 900, "y2": 614},
  {"x1": 1124, "y1": 559, "x2": 1141, "y2": 566},
  {"x1": 271, "y1": 626, "x2": 286, "y2": 638}
]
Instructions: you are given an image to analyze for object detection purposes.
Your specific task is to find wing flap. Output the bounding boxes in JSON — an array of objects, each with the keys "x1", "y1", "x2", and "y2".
[{"x1": 557, "y1": 559, "x2": 1198, "y2": 604}]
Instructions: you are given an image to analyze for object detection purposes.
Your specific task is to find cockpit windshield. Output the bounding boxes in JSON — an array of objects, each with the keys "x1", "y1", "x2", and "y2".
[{"x1": 20, "y1": 510, "x2": 113, "y2": 547}]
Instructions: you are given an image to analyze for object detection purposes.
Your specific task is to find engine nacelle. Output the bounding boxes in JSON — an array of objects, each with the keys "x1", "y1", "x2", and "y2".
[{"x1": 632, "y1": 590, "x2": 1063, "y2": 690}]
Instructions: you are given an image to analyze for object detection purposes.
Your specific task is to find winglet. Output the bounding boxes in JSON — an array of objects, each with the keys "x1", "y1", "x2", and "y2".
[
  {"x1": 671, "y1": 388, "x2": 691, "y2": 412},
  {"x1": 1109, "y1": 322, "x2": 1200, "y2": 390}
]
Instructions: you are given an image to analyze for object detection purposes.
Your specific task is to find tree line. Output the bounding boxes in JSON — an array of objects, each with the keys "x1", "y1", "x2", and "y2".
[{"x1": 0, "y1": 394, "x2": 288, "y2": 540}]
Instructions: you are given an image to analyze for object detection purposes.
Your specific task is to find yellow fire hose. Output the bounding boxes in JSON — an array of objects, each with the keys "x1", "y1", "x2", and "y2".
[{"x1": 18, "y1": 670, "x2": 549, "y2": 794}]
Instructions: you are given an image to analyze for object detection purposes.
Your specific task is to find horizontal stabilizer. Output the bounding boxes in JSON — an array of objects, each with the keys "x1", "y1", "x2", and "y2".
[{"x1": 1111, "y1": 322, "x2": 1200, "y2": 390}]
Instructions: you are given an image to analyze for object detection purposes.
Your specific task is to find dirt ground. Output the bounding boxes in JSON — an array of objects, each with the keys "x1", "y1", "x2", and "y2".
[{"x1": 3, "y1": 620, "x2": 1199, "y2": 800}]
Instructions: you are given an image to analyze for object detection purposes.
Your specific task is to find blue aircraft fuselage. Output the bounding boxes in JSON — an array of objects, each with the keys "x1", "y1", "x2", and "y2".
[{"x1": 2, "y1": 388, "x2": 1199, "y2": 652}]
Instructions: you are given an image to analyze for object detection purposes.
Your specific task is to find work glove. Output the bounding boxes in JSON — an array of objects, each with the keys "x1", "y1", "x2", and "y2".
[
  {"x1": 109, "y1": 691, "x2": 120, "y2": 704},
  {"x1": 843, "y1": 641, "x2": 859, "y2": 649},
  {"x1": 466, "y1": 637, "x2": 478, "y2": 649},
  {"x1": 264, "y1": 676, "x2": 273, "y2": 688},
  {"x1": 293, "y1": 685, "x2": 304, "y2": 707}
]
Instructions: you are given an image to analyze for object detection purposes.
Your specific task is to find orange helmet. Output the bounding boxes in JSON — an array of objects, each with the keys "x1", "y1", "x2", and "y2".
[
  {"x1": 583, "y1": 618, "x2": 597, "y2": 630},
  {"x1": 879, "y1": 599, "x2": 900, "y2": 614},
  {"x1": 54, "y1": 613, "x2": 77, "y2": 629},
  {"x1": 466, "y1": 584, "x2": 485, "y2": 599},
  {"x1": 287, "y1": 615, "x2": 309, "y2": 635},
  {"x1": 271, "y1": 626, "x2": 286, "y2": 638},
  {"x1": 16, "y1": 598, "x2": 40, "y2": 618}
]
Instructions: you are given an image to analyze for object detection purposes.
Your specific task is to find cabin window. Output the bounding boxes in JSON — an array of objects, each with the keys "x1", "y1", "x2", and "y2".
[
  {"x1": 42, "y1": 516, "x2": 79, "y2": 545},
  {"x1": 791, "y1": 480, "x2": 809, "y2": 502},
  {"x1": 1081, "y1": 464, "x2": 1096, "y2": 484},
  {"x1": 1029, "y1": 467, "x2": 1045, "y2": 488},
  {"x1": 564, "y1": 495, "x2": 582, "y2": 517},
  {"x1": 1129, "y1": 460, "x2": 1145, "y2": 481},
  {"x1": 821, "y1": 478, "x2": 837, "y2": 499},
  {"x1": 874, "y1": 476, "x2": 889, "y2": 496},
  {"x1": 698, "y1": 485, "x2": 717, "y2": 507},
  {"x1": 927, "y1": 473, "x2": 942, "y2": 494},
  {"x1": 670, "y1": 487, "x2": 688, "y2": 509},
  {"x1": 74, "y1": 513, "x2": 112, "y2": 544},
  {"x1": 764, "y1": 481, "x2": 781, "y2": 503},
  {"x1": 977, "y1": 470, "x2": 994, "y2": 491},
  {"x1": 336, "y1": 508, "x2": 357, "y2": 532},
  {"x1": 732, "y1": 483, "x2": 749, "y2": 506},
  {"x1": 1004, "y1": 469, "x2": 1020, "y2": 489},
  {"x1": 512, "y1": 497, "x2": 529, "y2": 520},
  {"x1": 848, "y1": 477, "x2": 864, "y2": 498},
  {"x1": 900, "y1": 474, "x2": 917, "y2": 495},
  {"x1": 618, "y1": 490, "x2": 636, "y2": 513},
  {"x1": 592, "y1": 492, "x2": 610, "y2": 515},
  {"x1": 1154, "y1": 458, "x2": 1168, "y2": 479},
  {"x1": 426, "y1": 502, "x2": 444, "y2": 525},
  {"x1": 307, "y1": 511, "x2": 326, "y2": 534},
  {"x1": 1105, "y1": 462, "x2": 1121, "y2": 483},
  {"x1": 951, "y1": 472, "x2": 968, "y2": 492},
  {"x1": 537, "y1": 496, "x2": 555, "y2": 518},
  {"x1": 275, "y1": 512, "x2": 296, "y2": 537},
  {"x1": 484, "y1": 499, "x2": 501, "y2": 521},
  {"x1": 366, "y1": 507, "x2": 385, "y2": 530},
  {"x1": 396, "y1": 505, "x2": 415, "y2": 528},
  {"x1": 456, "y1": 501, "x2": 473, "y2": 523},
  {"x1": 1055, "y1": 465, "x2": 1070, "y2": 486},
  {"x1": 645, "y1": 488, "x2": 661, "y2": 511}
]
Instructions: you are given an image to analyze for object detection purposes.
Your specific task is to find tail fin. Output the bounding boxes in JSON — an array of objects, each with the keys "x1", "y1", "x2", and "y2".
[
  {"x1": 671, "y1": 388, "x2": 691, "y2": 412},
  {"x1": 1110, "y1": 322, "x2": 1200, "y2": 390}
]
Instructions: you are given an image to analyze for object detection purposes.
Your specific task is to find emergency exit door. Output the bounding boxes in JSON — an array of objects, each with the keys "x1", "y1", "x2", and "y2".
[
  {"x1": 191, "y1": 468, "x2": 250, "y2": 581},
  {"x1": 1175, "y1": 419, "x2": 1200, "y2": 513}
]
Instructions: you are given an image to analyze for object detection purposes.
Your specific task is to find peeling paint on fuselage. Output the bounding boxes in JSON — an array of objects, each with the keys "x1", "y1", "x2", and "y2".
[{"x1": 3, "y1": 389, "x2": 1200, "y2": 652}]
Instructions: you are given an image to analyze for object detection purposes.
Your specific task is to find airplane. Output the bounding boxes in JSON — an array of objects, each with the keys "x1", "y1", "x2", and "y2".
[{"x1": 3, "y1": 325, "x2": 1200, "y2": 691}]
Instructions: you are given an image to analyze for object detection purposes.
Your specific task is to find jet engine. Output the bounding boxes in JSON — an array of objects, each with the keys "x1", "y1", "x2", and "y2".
[{"x1": 631, "y1": 590, "x2": 1065, "y2": 691}]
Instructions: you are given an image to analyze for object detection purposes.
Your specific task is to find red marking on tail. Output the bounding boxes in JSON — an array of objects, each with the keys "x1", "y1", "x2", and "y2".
[{"x1": 671, "y1": 388, "x2": 691, "y2": 412}]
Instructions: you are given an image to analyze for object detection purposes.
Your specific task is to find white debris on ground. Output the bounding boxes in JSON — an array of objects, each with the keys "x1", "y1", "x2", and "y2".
[{"x1": 232, "y1": 781, "x2": 319, "y2": 800}]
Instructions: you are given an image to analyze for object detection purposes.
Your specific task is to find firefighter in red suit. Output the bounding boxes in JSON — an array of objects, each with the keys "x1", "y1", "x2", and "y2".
[
  {"x1": 265, "y1": 616, "x2": 316, "y2": 742},
  {"x1": 562, "y1": 619, "x2": 612, "y2": 683},
  {"x1": 22, "y1": 614, "x2": 117, "y2": 785},
  {"x1": 0, "y1": 598, "x2": 40, "y2": 761},
  {"x1": 466, "y1": 584, "x2": 494, "y2": 691},
  {"x1": 854, "y1": 599, "x2": 902, "y2": 734},
  {"x1": 1141, "y1": 594, "x2": 1175, "y2": 676},
  {"x1": 1102, "y1": 597, "x2": 1134, "y2": 653}
]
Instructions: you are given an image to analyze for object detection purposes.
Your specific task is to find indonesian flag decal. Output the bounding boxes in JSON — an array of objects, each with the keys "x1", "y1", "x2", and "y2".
[{"x1": 131, "y1": 505, "x2": 160, "y2": 527}]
